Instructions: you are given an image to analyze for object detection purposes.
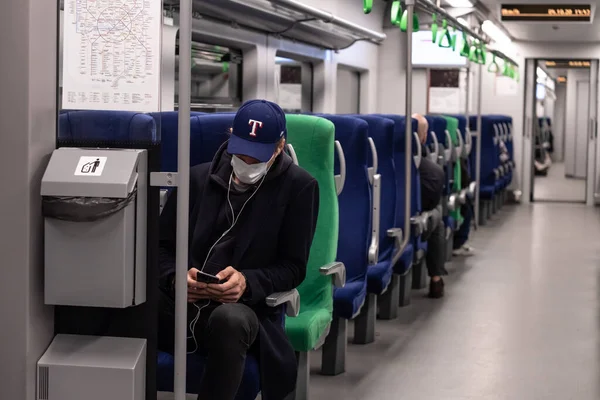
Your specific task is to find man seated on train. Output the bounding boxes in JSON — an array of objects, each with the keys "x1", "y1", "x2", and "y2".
[
  {"x1": 413, "y1": 113, "x2": 447, "y2": 298},
  {"x1": 158, "y1": 99, "x2": 319, "y2": 400}
]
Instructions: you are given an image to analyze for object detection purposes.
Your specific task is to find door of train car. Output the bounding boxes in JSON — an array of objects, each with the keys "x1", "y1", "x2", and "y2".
[
  {"x1": 587, "y1": 60, "x2": 598, "y2": 206},
  {"x1": 523, "y1": 58, "x2": 599, "y2": 205},
  {"x1": 523, "y1": 59, "x2": 536, "y2": 204}
]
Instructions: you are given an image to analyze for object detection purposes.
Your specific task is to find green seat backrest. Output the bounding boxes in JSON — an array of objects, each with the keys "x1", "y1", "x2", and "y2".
[
  {"x1": 284, "y1": 115, "x2": 339, "y2": 351},
  {"x1": 442, "y1": 116, "x2": 463, "y2": 225}
]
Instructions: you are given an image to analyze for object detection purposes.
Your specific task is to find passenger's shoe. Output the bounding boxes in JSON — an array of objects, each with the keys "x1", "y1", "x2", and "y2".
[
  {"x1": 452, "y1": 245, "x2": 475, "y2": 257},
  {"x1": 428, "y1": 278, "x2": 444, "y2": 299}
]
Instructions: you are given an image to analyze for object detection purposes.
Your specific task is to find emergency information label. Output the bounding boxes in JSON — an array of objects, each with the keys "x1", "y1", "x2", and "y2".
[
  {"x1": 62, "y1": 0, "x2": 162, "y2": 112},
  {"x1": 75, "y1": 156, "x2": 108, "y2": 176}
]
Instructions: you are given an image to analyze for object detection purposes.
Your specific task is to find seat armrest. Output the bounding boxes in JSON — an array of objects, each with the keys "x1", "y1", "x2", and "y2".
[
  {"x1": 410, "y1": 216, "x2": 424, "y2": 237},
  {"x1": 266, "y1": 289, "x2": 300, "y2": 317},
  {"x1": 368, "y1": 174, "x2": 382, "y2": 265},
  {"x1": 334, "y1": 141, "x2": 346, "y2": 196},
  {"x1": 447, "y1": 193, "x2": 458, "y2": 212},
  {"x1": 437, "y1": 155, "x2": 445, "y2": 166},
  {"x1": 467, "y1": 181, "x2": 477, "y2": 199},
  {"x1": 458, "y1": 190, "x2": 467, "y2": 205},
  {"x1": 387, "y1": 227, "x2": 403, "y2": 239},
  {"x1": 320, "y1": 262, "x2": 346, "y2": 288},
  {"x1": 388, "y1": 227, "x2": 404, "y2": 266}
]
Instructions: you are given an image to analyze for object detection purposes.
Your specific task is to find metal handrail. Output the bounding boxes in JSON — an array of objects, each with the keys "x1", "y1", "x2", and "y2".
[
  {"x1": 415, "y1": 0, "x2": 519, "y2": 67},
  {"x1": 268, "y1": 0, "x2": 387, "y2": 43}
]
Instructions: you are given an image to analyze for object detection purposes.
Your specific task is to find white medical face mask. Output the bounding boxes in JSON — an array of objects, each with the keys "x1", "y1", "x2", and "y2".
[{"x1": 231, "y1": 155, "x2": 271, "y2": 185}]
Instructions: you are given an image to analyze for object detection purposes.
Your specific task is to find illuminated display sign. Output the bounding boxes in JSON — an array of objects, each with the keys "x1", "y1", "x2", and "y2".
[
  {"x1": 545, "y1": 60, "x2": 591, "y2": 68},
  {"x1": 501, "y1": 4, "x2": 592, "y2": 22},
  {"x1": 557, "y1": 76, "x2": 567, "y2": 84}
]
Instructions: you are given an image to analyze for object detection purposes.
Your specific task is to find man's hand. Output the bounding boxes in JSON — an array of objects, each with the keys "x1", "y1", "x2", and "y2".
[
  {"x1": 205, "y1": 266, "x2": 247, "y2": 303},
  {"x1": 187, "y1": 268, "x2": 210, "y2": 303}
]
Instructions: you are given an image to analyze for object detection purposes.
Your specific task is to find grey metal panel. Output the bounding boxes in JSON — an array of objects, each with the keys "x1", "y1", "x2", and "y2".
[
  {"x1": 41, "y1": 148, "x2": 141, "y2": 198},
  {"x1": 134, "y1": 151, "x2": 148, "y2": 305},
  {"x1": 44, "y1": 202, "x2": 136, "y2": 308},
  {"x1": 0, "y1": 0, "x2": 57, "y2": 399},
  {"x1": 38, "y1": 335, "x2": 146, "y2": 400}
]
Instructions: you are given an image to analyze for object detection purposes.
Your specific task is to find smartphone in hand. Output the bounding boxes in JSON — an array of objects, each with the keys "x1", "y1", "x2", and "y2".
[{"x1": 196, "y1": 270, "x2": 223, "y2": 284}]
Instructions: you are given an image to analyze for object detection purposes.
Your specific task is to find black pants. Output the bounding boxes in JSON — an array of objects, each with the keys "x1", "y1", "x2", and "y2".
[
  {"x1": 158, "y1": 289, "x2": 260, "y2": 400},
  {"x1": 426, "y1": 219, "x2": 448, "y2": 278}
]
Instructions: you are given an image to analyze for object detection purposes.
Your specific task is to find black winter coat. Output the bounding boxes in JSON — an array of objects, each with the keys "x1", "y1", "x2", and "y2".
[{"x1": 159, "y1": 143, "x2": 319, "y2": 399}]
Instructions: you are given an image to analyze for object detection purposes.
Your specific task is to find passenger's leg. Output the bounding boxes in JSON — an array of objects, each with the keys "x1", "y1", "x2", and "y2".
[
  {"x1": 453, "y1": 203, "x2": 475, "y2": 256},
  {"x1": 426, "y1": 219, "x2": 447, "y2": 298},
  {"x1": 198, "y1": 303, "x2": 260, "y2": 400}
]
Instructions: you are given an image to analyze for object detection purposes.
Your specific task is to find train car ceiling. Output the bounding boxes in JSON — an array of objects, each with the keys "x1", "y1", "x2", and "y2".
[
  {"x1": 481, "y1": 0, "x2": 599, "y2": 42},
  {"x1": 164, "y1": 0, "x2": 386, "y2": 50}
]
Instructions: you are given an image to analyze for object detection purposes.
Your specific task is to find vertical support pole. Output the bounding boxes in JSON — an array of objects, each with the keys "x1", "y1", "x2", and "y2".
[
  {"x1": 465, "y1": 66, "x2": 471, "y2": 132},
  {"x1": 175, "y1": 0, "x2": 192, "y2": 398},
  {"x1": 402, "y1": 0, "x2": 414, "y2": 269},
  {"x1": 475, "y1": 63, "x2": 483, "y2": 226}
]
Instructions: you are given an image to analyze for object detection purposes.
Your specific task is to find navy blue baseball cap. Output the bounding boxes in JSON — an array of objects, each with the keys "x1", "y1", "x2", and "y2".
[{"x1": 228, "y1": 99, "x2": 287, "y2": 162}]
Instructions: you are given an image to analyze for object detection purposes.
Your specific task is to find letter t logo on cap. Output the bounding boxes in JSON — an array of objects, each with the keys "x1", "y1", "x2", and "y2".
[{"x1": 248, "y1": 119, "x2": 264, "y2": 137}]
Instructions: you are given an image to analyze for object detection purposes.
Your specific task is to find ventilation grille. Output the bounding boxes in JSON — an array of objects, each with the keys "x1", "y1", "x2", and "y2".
[{"x1": 38, "y1": 366, "x2": 49, "y2": 400}]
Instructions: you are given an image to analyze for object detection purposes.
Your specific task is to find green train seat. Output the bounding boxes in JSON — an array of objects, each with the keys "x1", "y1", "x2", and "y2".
[
  {"x1": 442, "y1": 116, "x2": 464, "y2": 228},
  {"x1": 285, "y1": 114, "x2": 346, "y2": 400}
]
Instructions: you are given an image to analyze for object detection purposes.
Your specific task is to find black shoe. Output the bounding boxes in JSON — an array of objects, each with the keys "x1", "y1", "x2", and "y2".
[{"x1": 428, "y1": 278, "x2": 445, "y2": 299}]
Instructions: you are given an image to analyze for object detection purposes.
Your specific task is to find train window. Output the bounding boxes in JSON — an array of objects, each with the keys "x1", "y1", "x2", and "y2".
[
  {"x1": 336, "y1": 66, "x2": 361, "y2": 114},
  {"x1": 175, "y1": 41, "x2": 243, "y2": 112},
  {"x1": 275, "y1": 55, "x2": 313, "y2": 113}
]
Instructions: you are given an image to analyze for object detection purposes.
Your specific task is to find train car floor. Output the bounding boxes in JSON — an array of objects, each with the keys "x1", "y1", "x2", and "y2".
[
  {"x1": 534, "y1": 162, "x2": 586, "y2": 202},
  {"x1": 310, "y1": 203, "x2": 600, "y2": 399}
]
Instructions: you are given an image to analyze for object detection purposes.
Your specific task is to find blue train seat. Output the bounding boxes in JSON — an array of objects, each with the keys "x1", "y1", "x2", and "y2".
[
  {"x1": 59, "y1": 110, "x2": 158, "y2": 143},
  {"x1": 500, "y1": 116, "x2": 514, "y2": 187},
  {"x1": 354, "y1": 115, "x2": 403, "y2": 322},
  {"x1": 151, "y1": 112, "x2": 229, "y2": 173},
  {"x1": 468, "y1": 116, "x2": 486, "y2": 192},
  {"x1": 468, "y1": 116, "x2": 479, "y2": 187},
  {"x1": 375, "y1": 114, "x2": 422, "y2": 303},
  {"x1": 354, "y1": 116, "x2": 395, "y2": 290},
  {"x1": 479, "y1": 116, "x2": 500, "y2": 222},
  {"x1": 490, "y1": 116, "x2": 509, "y2": 198},
  {"x1": 424, "y1": 115, "x2": 442, "y2": 163},
  {"x1": 318, "y1": 114, "x2": 371, "y2": 375}
]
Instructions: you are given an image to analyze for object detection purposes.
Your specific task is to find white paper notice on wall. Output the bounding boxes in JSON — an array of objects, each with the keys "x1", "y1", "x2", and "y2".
[
  {"x1": 62, "y1": 0, "x2": 162, "y2": 112},
  {"x1": 429, "y1": 87, "x2": 461, "y2": 114},
  {"x1": 495, "y1": 76, "x2": 519, "y2": 96},
  {"x1": 74, "y1": 156, "x2": 107, "y2": 176}
]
